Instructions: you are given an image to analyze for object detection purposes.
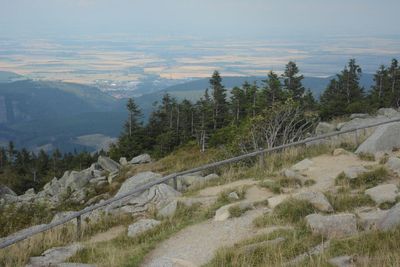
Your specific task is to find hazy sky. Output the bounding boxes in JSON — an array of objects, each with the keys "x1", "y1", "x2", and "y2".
[{"x1": 1, "y1": 0, "x2": 399, "y2": 39}]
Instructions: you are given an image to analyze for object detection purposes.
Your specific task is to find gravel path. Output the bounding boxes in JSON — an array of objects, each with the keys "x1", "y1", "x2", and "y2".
[{"x1": 141, "y1": 208, "x2": 270, "y2": 267}]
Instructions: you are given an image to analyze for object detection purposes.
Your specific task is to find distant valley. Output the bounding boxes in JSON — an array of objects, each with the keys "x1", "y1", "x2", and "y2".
[{"x1": 0, "y1": 71, "x2": 375, "y2": 153}]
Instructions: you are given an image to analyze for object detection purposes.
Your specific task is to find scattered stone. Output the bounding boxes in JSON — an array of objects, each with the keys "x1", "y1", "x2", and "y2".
[
  {"x1": 158, "y1": 199, "x2": 178, "y2": 218},
  {"x1": 89, "y1": 177, "x2": 107, "y2": 184},
  {"x1": 356, "y1": 208, "x2": 388, "y2": 230},
  {"x1": 305, "y1": 213, "x2": 358, "y2": 239},
  {"x1": 350, "y1": 113, "x2": 369, "y2": 119},
  {"x1": 130, "y1": 154, "x2": 152, "y2": 164},
  {"x1": 119, "y1": 157, "x2": 128, "y2": 166},
  {"x1": 343, "y1": 166, "x2": 368, "y2": 179},
  {"x1": 293, "y1": 191, "x2": 333, "y2": 212},
  {"x1": 333, "y1": 148, "x2": 348, "y2": 156},
  {"x1": 127, "y1": 219, "x2": 161, "y2": 237},
  {"x1": 228, "y1": 192, "x2": 240, "y2": 201},
  {"x1": 316, "y1": 122, "x2": 336, "y2": 135},
  {"x1": 365, "y1": 184, "x2": 399, "y2": 205},
  {"x1": 377, "y1": 203, "x2": 400, "y2": 231},
  {"x1": 328, "y1": 255, "x2": 355, "y2": 267},
  {"x1": 356, "y1": 122, "x2": 400, "y2": 154},
  {"x1": 386, "y1": 156, "x2": 400, "y2": 175},
  {"x1": 97, "y1": 156, "x2": 120, "y2": 173},
  {"x1": 27, "y1": 243, "x2": 84, "y2": 267},
  {"x1": 291, "y1": 158, "x2": 314, "y2": 172}
]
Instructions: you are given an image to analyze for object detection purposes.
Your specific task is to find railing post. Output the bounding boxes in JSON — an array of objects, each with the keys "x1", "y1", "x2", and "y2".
[
  {"x1": 355, "y1": 130, "x2": 359, "y2": 145},
  {"x1": 173, "y1": 176, "x2": 178, "y2": 190},
  {"x1": 259, "y1": 151, "x2": 265, "y2": 169},
  {"x1": 76, "y1": 215, "x2": 81, "y2": 240}
]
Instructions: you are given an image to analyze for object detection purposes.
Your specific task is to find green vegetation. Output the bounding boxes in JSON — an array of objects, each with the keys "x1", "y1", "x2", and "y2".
[
  {"x1": 335, "y1": 167, "x2": 389, "y2": 189},
  {"x1": 259, "y1": 176, "x2": 302, "y2": 194},
  {"x1": 254, "y1": 199, "x2": 316, "y2": 227},
  {"x1": 0, "y1": 142, "x2": 101, "y2": 194},
  {"x1": 207, "y1": 222, "x2": 322, "y2": 266},
  {"x1": 325, "y1": 192, "x2": 375, "y2": 212}
]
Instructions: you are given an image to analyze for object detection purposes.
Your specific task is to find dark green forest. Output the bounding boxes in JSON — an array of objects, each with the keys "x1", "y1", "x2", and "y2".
[{"x1": 1, "y1": 58, "x2": 399, "y2": 194}]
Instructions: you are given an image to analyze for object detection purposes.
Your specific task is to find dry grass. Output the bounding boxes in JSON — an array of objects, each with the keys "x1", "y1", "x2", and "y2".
[{"x1": 0, "y1": 213, "x2": 133, "y2": 267}]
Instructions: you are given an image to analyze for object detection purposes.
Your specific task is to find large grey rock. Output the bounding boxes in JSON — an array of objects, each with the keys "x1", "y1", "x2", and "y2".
[
  {"x1": 350, "y1": 113, "x2": 369, "y2": 119},
  {"x1": 356, "y1": 208, "x2": 388, "y2": 230},
  {"x1": 340, "y1": 116, "x2": 387, "y2": 132},
  {"x1": 130, "y1": 154, "x2": 152, "y2": 164},
  {"x1": 377, "y1": 203, "x2": 400, "y2": 231},
  {"x1": 387, "y1": 157, "x2": 400, "y2": 175},
  {"x1": 158, "y1": 199, "x2": 178, "y2": 218},
  {"x1": 291, "y1": 158, "x2": 314, "y2": 172},
  {"x1": 97, "y1": 156, "x2": 120, "y2": 173},
  {"x1": 59, "y1": 170, "x2": 92, "y2": 192},
  {"x1": 127, "y1": 219, "x2": 161, "y2": 237},
  {"x1": 119, "y1": 157, "x2": 128, "y2": 166},
  {"x1": 377, "y1": 108, "x2": 400, "y2": 118},
  {"x1": 293, "y1": 191, "x2": 333, "y2": 212},
  {"x1": 316, "y1": 122, "x2": 336, "y2": 135},
  {"x1": 356, "y1": 122, "x2": 400, "y2": 154},
  {"x1": 176, "y1": 173, "x2": 205, "y2": 191},
  {"x1": 112, "y1": 183, "x2": 181, "y2": 215},
  {"x1": 0, "y1": 185, "x2": 16, "y2": 198},
  {"x1": 27, "y1": 243, "x2": 84, "y2": 267},
  {"x1": 365, "y1": 184, "x2": 399, "y2": 205},
  {"x1": 204, "y1": 173, "x2": 219, "y2": 182},
  {"x1": 305, "y1": 213, "x2": 358, "y2": 239},
  {"x1": 115, "y1": 171, "x2": 162, "y2": 198},
  {"x1": 343, "y1": 166, "x2": 368, "y2": 179}
]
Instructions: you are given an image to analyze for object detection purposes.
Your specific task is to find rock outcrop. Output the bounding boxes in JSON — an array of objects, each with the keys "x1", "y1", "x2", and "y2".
[
  {"x1": 365, "y1": 184, "x2": 399, "y2": 205},
  {"x1": 386, "y1": 156, "x2": 400, "y2": 175},
  {"x1": 377, "y1": 203, "x2": 400, "y2": 231},
  {"x1": 356, "y1": 122, "x2": 400, "y2": 154},
  {"x1": 98, "y1": 156, "x2": 120, "y2": 173},
  {"x1": 26, "y1": 243, "x2": 84, "y2": 267},
  {"x1": 130, "y1": 154, "x2": 152, "y2": 164},
  {"x1": 305, "y1": 213, "x2": 358, "y2": 239},
  {"x1": 293, "y1": 191, "x2": 333, "y2": 212}
]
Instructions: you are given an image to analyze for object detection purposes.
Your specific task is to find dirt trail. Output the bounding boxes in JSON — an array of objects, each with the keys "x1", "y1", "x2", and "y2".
[{"x1": 141, "y1": 208, "x2": 272, "y2": 267}]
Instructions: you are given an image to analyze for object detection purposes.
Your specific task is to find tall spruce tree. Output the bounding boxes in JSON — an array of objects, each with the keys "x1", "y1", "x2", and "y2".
[
  {"x1": 282, "y1": 61, "x2": 305, "y2": 101},
  {"x1": 209, "y1": 71, "x2": 228, "y2": 130}
]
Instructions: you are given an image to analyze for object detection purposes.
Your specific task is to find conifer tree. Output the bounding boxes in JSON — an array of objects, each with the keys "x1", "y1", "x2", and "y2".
[
  {"x1": 282, "y1": 61, "x2": 305, "y2": 100},
  {"x1": 210, "y1": 71, "x2": 228, "y2": 130}
]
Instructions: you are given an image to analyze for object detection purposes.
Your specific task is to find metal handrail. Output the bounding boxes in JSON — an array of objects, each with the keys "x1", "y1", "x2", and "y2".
[{"x1": 1, "y1": 117, "x2": 399, "y2": 249}]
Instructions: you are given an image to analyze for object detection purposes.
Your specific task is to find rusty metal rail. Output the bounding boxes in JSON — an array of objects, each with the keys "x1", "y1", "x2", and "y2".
[{"x1": 1, "y1": 117, "x2": 400, "y2": 249}]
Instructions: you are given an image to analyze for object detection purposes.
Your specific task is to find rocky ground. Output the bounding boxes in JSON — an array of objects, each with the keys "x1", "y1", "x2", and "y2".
[{"x1": 1, "y1": 108, "x2": 400, "y2": 267}]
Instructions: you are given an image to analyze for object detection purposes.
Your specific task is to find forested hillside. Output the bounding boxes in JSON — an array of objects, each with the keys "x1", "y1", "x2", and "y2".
[{"x1": 110, "y1": 59, "x2": 400, "y2": 159}]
